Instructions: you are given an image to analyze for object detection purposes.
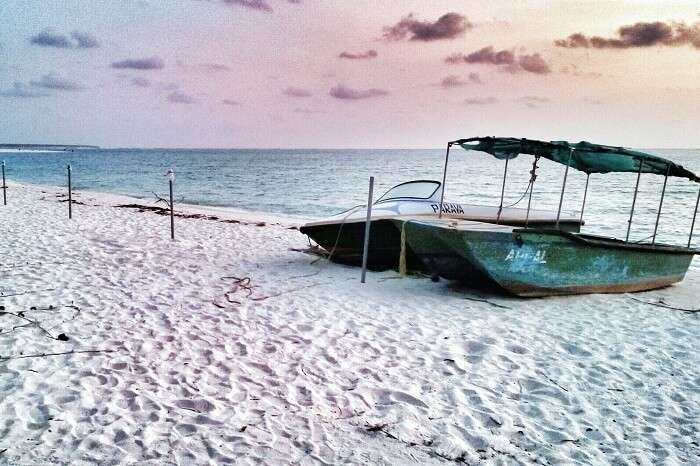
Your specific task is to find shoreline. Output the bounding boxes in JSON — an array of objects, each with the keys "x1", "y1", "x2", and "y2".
[{"x1": 4, "y1": 179, "x2": 312, "y2": 227}]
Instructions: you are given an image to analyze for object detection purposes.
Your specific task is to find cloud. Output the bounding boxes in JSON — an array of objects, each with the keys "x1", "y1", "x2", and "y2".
[
  {"x1": 222, "y1": 99, "x2": 241, "y2": 105},
  {"x1": 111, "y1": 57, "x2": 164, "y2": 70},
  {"x1": 441, "y1": 75, "x2": 465, "y2": 88},
  {"x1": 383, "y1": 12, "x2": 471, "y2": 41},
  {"x1": 0, "y1": 82, "x2": 49, "y2": 98},
  {"x1": 71, "y1": 31, "x2": 99, "y2": 48},
  {"x1": 329, "y1": 84, "x2": 388, "y2": 100},
  {"x1": 464, "y1": 97, "x2": 497, "y2": 105},
  {"x1": 30, "y1": 30, "x2": 99, "y2": 49},
  {"x1": 220, "y1": 0, "x2": 300, "y2": 12},
  {"x1": 29, "y1": 74, "x2": 83, "y2": 91},
  {"x1": 446, "y1": 46, "x2": 551, "y2": 74},
  {"x1": 167, "y1": 90, "x2": 196, "y2": 104},
  {"x1": 283, "y1": 87, "x2": 312, "y2": 97},
  {"x1": 560, "y1": 64, "x2": 603, "y2": 78},
  {"x1": 517, "y1": 96, "x2": 550, "y2": 108},
  {"x1": 446, "y1": 46, "x2": 515, "y2": 65},
  {"x1": 30, "y1": 31, "x2": 71, "y2": 48},
  {"x1": 440, "y1": 73, "x2": 481, "y2": 88},
  {"x1": 467, "y1": 72, "x2": 483, "y2": 84},
  {"x1": 175, "y1": 61, "x2": 232, "y2": 73},
  {"x1": 338, "y1": 50, "x2": 378, "y2": 60},
  {"x1": 223, "y1": 0, "x2": 272, "y2": 11},
  {"x1": 555, "y1": 33, "x2": 590, "y2": 49},
  {"x1": 555, "y1": 21, "x2": 700, "y2": 49},
  {"x1": 200, "y1": 63, "x2": 231, "y2": 72},
  {"x1": 517, "y1": 53, "x2": 550, "y2": 74},
  {"x1": 131, "y1": 77, "x2": 151, "y2": 87}
]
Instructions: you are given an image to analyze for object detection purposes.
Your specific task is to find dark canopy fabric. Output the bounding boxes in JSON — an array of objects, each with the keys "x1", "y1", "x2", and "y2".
[{"x1": 455, "y1": 137, "x2": 700, "y2": 183}]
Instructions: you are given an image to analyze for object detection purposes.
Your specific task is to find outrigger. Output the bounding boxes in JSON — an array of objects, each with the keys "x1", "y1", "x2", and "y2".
[{"x1": 399, "y1": 137, "x2": 700, "y2": 296}]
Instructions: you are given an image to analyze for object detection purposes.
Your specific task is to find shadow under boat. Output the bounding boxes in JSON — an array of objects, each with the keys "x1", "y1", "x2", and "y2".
[{"x1": 299, "y1": 179, "x2": 582, "y2": 271}]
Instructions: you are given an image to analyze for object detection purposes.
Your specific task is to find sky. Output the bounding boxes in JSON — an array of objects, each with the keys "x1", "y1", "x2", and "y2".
[{"x1": 1, "y1": 0, "x2": 699, "y2": 148}]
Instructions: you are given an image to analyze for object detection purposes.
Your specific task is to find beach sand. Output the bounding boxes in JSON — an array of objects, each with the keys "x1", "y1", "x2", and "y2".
[{"x1": 1, "y1": 181, "x2": 698, "y2": 465}]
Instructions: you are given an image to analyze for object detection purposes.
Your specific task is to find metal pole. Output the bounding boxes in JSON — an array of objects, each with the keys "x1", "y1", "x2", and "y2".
[
  {"x1": 555, "y1": 148, "x2": 574, "y2": 228},
  {"x1": 360, "y1": 176, "x2": 374, "y2": 283},
  {"x1": 496, "y1": 158, "x2": 509, "y2": 224},
  {"x1": 688, "y1": 186, "x2": 700, "y2": 248},
  {"x1": 525, "y1": 157, "x2": 538, "y2": 228},
  {"x1": 579, "y1": 173, "x2": 590, "y2": 225},
  {"x1": 1, "y1": 160, "x2": 6, "y2": 206},
  {"x1": 626, "y1": 160, "x2": 644, "y2": 242},
  {"x1": 67, "y1": 164, "x2": 72, "y2": 219},
  {"x1": 438, "y1": 143, "x2": 451, "y2": 219},
  {"x1": 651, "y1": 165, "x2": 670, "y2": 245},
  {"x1": 169, "y1": 171, "x2": 175, "y2": 241}
]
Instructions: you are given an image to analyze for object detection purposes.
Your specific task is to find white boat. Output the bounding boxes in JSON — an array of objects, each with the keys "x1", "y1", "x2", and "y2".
[{"x1": 300, "y1": 179, "x2": 582, "y2": 269}]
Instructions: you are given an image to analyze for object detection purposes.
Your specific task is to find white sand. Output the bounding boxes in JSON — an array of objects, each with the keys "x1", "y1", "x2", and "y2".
[{"x1": 1, "y1": 181, "x2": 698, "y2": 465}]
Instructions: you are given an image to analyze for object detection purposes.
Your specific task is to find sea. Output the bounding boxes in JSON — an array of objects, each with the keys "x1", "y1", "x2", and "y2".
[{"x1": 2, "y1": 148, "x2": 699, "y2": 247}]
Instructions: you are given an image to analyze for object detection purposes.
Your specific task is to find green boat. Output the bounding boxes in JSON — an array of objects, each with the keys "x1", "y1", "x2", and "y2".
[
  {"x1": 400, "y1": 137, "x2": 700, "y2": 297},
  {"x1": 400, "y1": 220, "x2": 697, "y2": 296}
]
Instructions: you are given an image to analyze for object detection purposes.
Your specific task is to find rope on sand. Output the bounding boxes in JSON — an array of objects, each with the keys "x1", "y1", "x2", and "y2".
[
  {"x1": 0, "y1": 349, "x2": 115, "y2": 362},
  {"x1": 628, "y1": 295, "x2": 699, "y2": 313},
  {"x1": 217, "y1": 275, "x2": 329, "y2": 306}
]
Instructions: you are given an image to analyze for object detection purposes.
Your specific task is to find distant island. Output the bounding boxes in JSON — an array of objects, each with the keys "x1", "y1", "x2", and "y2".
[{"x1": 0, "y1": 144, "x2": 100, "y2": 151}]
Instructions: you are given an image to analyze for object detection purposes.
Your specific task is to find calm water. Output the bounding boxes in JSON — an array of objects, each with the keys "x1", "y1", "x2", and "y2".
[{"x1": 2, "y1": 148, "x2": 699, "y2": 247}]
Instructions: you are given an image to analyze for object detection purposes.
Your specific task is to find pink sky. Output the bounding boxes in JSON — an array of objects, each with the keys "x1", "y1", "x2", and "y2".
[{"x1": 1, "y1": 0, "x2": 699, "y2": 148}]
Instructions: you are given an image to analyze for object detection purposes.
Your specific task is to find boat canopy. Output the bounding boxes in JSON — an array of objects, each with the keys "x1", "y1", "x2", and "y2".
[{"x1": 455, "y1": 137, "x2": 700, "y2": 183}]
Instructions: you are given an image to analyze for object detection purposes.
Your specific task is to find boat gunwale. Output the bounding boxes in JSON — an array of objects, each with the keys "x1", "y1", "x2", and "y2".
[
  {"x1": 512, "y1": 227, "x2": 700, "y2": 255},
  {"x1": 406, "y1": 219, "x2": 699, "y2": 255},
  {"x1": 301, "y1": 211, "x2": 584, "y2": 229}
]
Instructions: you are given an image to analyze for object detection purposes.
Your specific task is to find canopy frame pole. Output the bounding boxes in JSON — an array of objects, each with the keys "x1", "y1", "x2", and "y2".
[
  {"x1": 438, "y1": 142, "x2": 451, "y2": 219},
  {"x1": 651, "y1": 164, "x2": 670, "y2": 245},
  {"x1": 524, "y1": 184, "x2": 533, "y2": 228},
  {"x1": 525, "y1": 155, "x2": 540, "y2": 228},
  {"x1": 555, "y1": 148, "x2": 574, "y2": 228},
  {"x1": 579, "y1": 173, "x2": 590, "y2": 225},
  {"x1": 688, "y1": 186, "x2": 700, "y2": 248},
  {"x1": 626, "y1": 160, "x2": 644, "y2": 242},
  {"x1": 360, "y1": 176, "x2": 375, "y2": 284},
  {"x1": 496, "y1": 157, "x2": 509, "y2": 224}
]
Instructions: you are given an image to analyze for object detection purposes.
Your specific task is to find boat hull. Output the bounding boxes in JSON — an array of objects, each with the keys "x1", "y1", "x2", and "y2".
[
  {"x1": 299, "y1": 219, "x2": 422, "y2": 270},
  {"x1": 402, "y1": 220, "x2": 696, "y2": 297},
  {"x1": 300, "y1": 217, "x2": 581, "y2": 271}
]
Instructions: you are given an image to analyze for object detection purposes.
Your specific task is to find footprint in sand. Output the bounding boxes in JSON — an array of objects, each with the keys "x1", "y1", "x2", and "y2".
[
  {"x1": 114, "y1": 429, "x2": 129, "y2": 444},
  {"x1": 175, "y1": 423, "x2": 197, "y2": 435},
  {"x1": 507, "y1": 344, "x2": 528, "y2": 355},
  {"x1": 390, "y1": 390, "x2": 429, "y2": 408},
  {"x1": 175, "y1": 399, "x2": 215, "y2": 413}
]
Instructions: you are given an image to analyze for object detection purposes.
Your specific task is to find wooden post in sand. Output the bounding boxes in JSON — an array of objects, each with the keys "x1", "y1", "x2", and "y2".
[
  {"x1": 168, "y1": 169, "x2": 175, "y2": 240},
  {"x1": 67, "y1": 164, "x2": 72, "y2": 219},
  {"x1": 1, "y1": 160, "x2": 6, "y2": 206},
  {"x1": 360, "y1": 176, "x2": 374, "y2": 284}
]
